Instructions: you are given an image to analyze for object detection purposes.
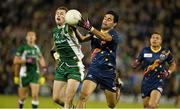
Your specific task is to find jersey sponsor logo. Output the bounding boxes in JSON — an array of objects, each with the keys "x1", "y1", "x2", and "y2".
[{"x1": 144, "y1": 53, "x2": 152, "y2": 58}]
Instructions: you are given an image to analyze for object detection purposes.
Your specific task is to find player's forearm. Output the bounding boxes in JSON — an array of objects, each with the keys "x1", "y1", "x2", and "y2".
[
  {"x1": 39, "y1": 57, "x2": 46, "y2": 67},
  {"x1": 13, "y1": 57, "x2": 26, "y2": 64},
  {"x1": 75, "y1": 29, "x2": 91, "y2": 42},
  {"x1": 39, "y1": 57, "x2": 47, "y2": 76},
  {"x1": 14, "y1": 64, "x2": 20, "y2": 76},
  {"x1": 90, "y1": 27, "x2": 112, "y2": 41},
  {"x1": 168, "y1": 61, "x2": 176, "y2": 74}
]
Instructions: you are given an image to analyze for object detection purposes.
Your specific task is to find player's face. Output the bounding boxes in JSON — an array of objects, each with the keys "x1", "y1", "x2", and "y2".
[
  {"x1": 26, "y1": 32, "x2": 36, "y2": 44},
  {"x1": 55, "y1": 9, "x2": 66, "y2": 26},
  {"x1": 101, "y1": 14, "x2": 116, "y2": 30},
  {"x1": 150, "y1": 34, "x2": 162, "y2": 47}
]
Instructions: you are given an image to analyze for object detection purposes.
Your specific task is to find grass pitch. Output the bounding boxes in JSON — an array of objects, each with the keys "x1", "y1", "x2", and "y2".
[{"x1": 0, "y1": 95, "x2": 175, "y2": 108}]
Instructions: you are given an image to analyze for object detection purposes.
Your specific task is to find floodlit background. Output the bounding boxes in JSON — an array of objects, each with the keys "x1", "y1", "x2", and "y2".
[{"x1": 0, "y1": 0, "x2": 180, "y2": 108}]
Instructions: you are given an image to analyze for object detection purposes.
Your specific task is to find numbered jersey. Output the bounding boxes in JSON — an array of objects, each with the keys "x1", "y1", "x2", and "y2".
[
  {"x1": 52, "y1": 24, "x2": 84, "y2": 64},
  {"x1": 16, "y1": 43, "x2": 42, "y2": 74}
]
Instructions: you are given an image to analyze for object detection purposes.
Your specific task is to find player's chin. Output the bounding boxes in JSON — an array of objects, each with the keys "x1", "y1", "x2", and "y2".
[
  {"x1": 101, "y1": 25, "x2": 107, "y2": 29},
  {"x1": 56, "y1": 21, "x2": 61, "y2": 25}
]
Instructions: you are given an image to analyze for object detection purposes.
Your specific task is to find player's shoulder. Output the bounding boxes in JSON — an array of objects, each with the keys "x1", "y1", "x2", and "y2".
[
  {"x1": 141, "y1": 46, "x2": 151, "y2": 52},
  {"x1": 52, "y1": 26, "x2": 58, "y2": 32},
  {"x1": 161, "y1": 47, "x2": 171, "y2": 51},
  {"x1": 160, "y1": 47, "x2": 172, "y2": 54},
  {"x1": 16, "y1": 43, "x2": 27, "y2": 52},
  {"x1": 18, "y1": 43, "x2": 27, "y2": 49},
  {"x1": 108, "y1": 29, "x2": 122, "y2": 43},
  {"x1": 108, "y1": 29, "x2": 119, "y2": 36},
  {"x1": 34, "y1": 44, "x2": 40, "y2": 49}
]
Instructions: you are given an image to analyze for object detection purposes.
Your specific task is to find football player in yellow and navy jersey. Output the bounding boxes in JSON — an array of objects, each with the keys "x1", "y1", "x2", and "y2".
[
  {"x1": 132, "y1": 32, "x2": 176, "y2": 108},
  {"x1": 13, "y1": 31, "x2": 47, "y2": 109},
  {"x1": 75, "y1": 10, "x2": 122, "y2": 108},
  {"x1": 50, "y1": 6, "x2": 85, "y2": 108}
]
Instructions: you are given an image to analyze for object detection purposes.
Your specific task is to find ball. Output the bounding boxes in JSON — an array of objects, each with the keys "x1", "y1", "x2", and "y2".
[{"x1": 65, "y1": 9, "x2": 82, "y2": 25}]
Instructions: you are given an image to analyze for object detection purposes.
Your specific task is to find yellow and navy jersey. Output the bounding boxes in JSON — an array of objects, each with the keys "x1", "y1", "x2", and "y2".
[
  {"x1": 137, "y1": 47, "x2": 174, "y2": 78},
  {"x1": 89, "y1": 29, "x2": 121, "y2": 70}
]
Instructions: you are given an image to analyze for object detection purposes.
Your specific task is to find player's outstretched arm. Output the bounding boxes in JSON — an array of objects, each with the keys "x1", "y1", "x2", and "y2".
[
  {"x1": 78, "y1": 18, "x2": 112, "y2": 41},
  {"x1": 75, "y1": 29, "x2": 91, "y2": 42},
  {"x1": 90, "y1": 28, "x2": 112, "y2": 41}
]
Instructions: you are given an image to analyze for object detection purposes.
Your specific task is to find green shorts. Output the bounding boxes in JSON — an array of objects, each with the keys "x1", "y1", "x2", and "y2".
[
  {"x1": 54, "y1": 61, "x2": 84, "y2": 82},
  {"x1": 19, "y1": 72, "x2": 40, "y2": 87}
]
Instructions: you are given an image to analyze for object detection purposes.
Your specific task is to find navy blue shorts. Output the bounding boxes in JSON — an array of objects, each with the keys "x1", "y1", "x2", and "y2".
[
  {"x1": 85, "y1": 67, "x2": 117, "y2": 92},
  {"x1": 141, "y1": 80, "x2": 164, "y2": 98}
]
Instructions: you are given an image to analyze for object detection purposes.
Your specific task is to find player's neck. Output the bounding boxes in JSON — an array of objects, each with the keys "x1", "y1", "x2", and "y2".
[
  {"x1": 101, "y1": 29, "x2": 109, "y2": 33},
  {"x1": 57, "y1": 24, "x2": 65, "y2": 29},
  {"x1": 150, "y1": 46, "x2": 161, "y2": 53},
  {"x1": 27, "y1": 42, "x2": 35, "y2": 47},
  {"x1": 101, "y1": 27, "x2": 113, "y2": 33}
]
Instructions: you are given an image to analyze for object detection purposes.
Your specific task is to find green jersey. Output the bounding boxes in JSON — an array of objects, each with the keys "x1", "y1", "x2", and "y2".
[
  {"x1": 16, "y1": 43, "x2": 42, "y2": 76},
  {"x1": 16, "y1": 43, "x2": 42, "y2": 87},
  {"x1": 52, "y1": 24, "x2": 84, "y2": 64},
  {"x1": 52, "y1": 24, "x2": 85, "y2": 81}
]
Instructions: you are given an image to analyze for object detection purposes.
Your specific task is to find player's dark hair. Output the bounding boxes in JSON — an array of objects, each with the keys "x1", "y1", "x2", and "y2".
[
  {"x1": 151, "y1": 32, "x2": 162, "y2": 37},
  {"x1": 106, "y1": 11, "x2": 119, "y2": 23},
  {"x1": 56, "y1": 6, "x2": 68, "y2": 12}
]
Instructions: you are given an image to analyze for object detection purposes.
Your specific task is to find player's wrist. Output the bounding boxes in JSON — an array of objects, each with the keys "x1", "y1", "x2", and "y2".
[
  {"x1": 168, "y1": 70, "x2": 172, "y2": 75},
  {"x1": 19, "y1": 59, "x2": 26, "y2": 64},
  {"x1": 90, "y1": 27, "x2": 94, "y2": 32},
  {"x1": 42, "y1": 66, "x2": 47, "y2": 74}
]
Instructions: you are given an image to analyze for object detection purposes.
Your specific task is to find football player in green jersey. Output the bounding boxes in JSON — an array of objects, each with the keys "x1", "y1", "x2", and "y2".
[
  {"x1": 13, "y1": 31, "x2": 47, "y2": 109},
  {"x1": 51, "y1": 6, "x2": 85, "y2": 108}
]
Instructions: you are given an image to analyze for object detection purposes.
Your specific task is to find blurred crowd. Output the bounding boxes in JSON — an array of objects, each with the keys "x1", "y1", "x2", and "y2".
[{"x1": 0, "y1": 0, "x2": 180, "y2": 99}]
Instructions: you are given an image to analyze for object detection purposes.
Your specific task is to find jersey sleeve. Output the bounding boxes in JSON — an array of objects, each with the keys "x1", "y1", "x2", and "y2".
[
  {"x1": 136, "y1": 48, "x2": 145, "y2": 63},
  {"x1": 166, "y1": 50, "x2": 174, "y2": 64},
  {"x1": 35, "y1": 45, "x2": 42, "y2": 58},
  {"x1": 108, "y1": 29, "x2": 122, "y2": 44},
  {"x1": 15, "y1": 46, "x2": 24, "y2": 57}
]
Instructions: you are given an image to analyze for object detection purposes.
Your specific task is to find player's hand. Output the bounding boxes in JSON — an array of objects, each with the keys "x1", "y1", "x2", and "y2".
[
  {"x1": 159, "y1": 70, "x2": 170, "y2": 79},
  {"x1": 131, "y1": 59, "x2": 140, "y2": 69},
  {"x1": 50, "y1": 50, "x2": 60, "y2": 61},
  {"x1": 26, "y1": 57, "x2": 36, "y2": 64},
  {"x1": 39, "y1": 76, "x2": 46, "y2": 85},
  {"x1": 78, "y1": 17, "x2": 92, "y2": 31},
  {"x1": 41, "y1": 66, "x2": 47, "y2": 76},
  {"x1": 14, "y1": 76, "x2": 19, "y2": 85}
]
